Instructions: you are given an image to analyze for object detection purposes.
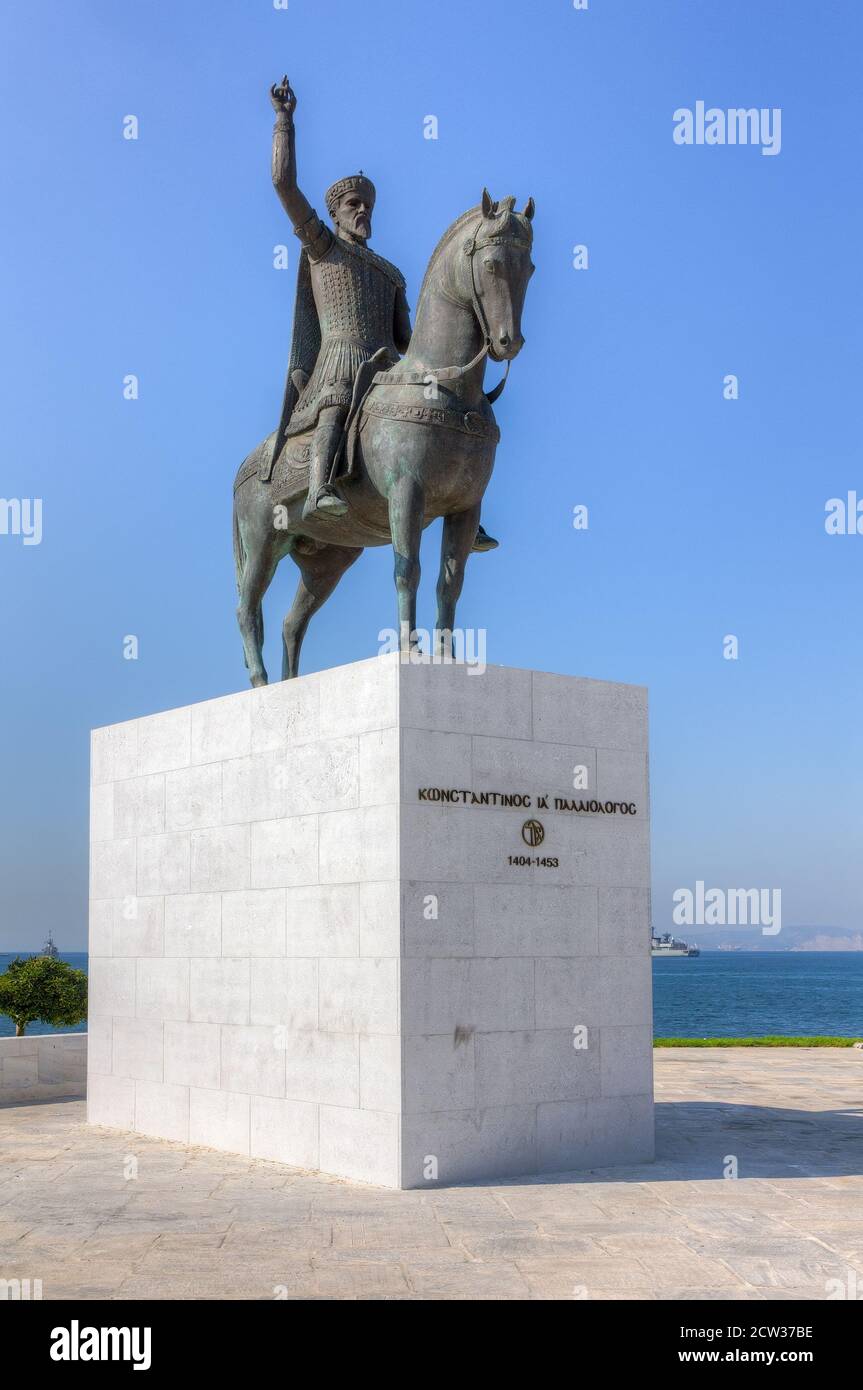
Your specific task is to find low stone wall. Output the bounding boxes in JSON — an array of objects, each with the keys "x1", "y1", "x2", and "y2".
[{"x1": 0, "y1": 1034, "x2": 87, "y2": 1103}]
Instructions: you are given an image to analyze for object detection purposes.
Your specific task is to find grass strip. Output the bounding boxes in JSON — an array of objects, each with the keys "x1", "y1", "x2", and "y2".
[{"x1": 654, "y1": 1036, "x2": 861, "y2": 1047}]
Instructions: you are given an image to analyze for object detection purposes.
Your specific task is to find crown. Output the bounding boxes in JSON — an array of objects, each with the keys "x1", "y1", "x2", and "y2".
[{"x1": 325, "y1": 171, "x2": 376, "y2": 219}]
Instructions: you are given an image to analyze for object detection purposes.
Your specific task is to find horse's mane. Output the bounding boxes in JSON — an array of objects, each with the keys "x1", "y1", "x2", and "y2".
[{"x1": 416, "y1": 204, "x2": 481, "y2": 309}]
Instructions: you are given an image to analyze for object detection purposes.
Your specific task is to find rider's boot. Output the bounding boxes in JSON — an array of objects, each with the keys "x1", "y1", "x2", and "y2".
[
  {"x1": 472, "y1": 524, "x2": 499, "y2": 553},
  {"x1": 302, "y1": 409, "x2": 349, "y2": 520}
]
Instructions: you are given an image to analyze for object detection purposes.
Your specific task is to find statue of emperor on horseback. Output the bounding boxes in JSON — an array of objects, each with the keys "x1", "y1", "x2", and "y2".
[{"x1": 232, "y1": 76, "x2": 534, "y2": 683}]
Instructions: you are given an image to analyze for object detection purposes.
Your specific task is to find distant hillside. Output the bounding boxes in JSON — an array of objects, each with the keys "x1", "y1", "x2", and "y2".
[{"x1": 669, "y1": 925, "x2": 863, "y2": 952}]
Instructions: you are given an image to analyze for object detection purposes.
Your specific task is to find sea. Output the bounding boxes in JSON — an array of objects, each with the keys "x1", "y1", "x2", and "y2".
[
  {"x1": 652, "y1": 951, "x2": 863, "y2": 1038},
  {"x1": 1, "y1": 950, "x2": 862, "y2": 1040}
]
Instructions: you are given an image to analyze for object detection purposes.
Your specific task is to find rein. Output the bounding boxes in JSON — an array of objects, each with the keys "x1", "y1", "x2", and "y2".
[{"x1": 375, "y1": 220, "x2": 529, "y2": 405}]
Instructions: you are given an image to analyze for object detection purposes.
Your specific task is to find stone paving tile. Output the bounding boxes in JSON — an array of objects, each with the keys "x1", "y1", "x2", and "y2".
[
  {"x1": 457, "y1": 1232, "x2": 602, "y2": 1260},
  {"x1": 90, "y1": 1212, "x2": 237, "y2": 1237},
  {"x1": 595, "y1": 1233, "x2": 707, "y2": 1257},
  {"x1": 515, "y1": 1257, "x2": 602, "y2": 1299},
  {"x1": 403, "y1": 1260, "x2": 532, "y2": 1298},
  {"x1": 11, "y1": 1234, "x2": 98, "y2": 1261},
  {"x1": 2, "y1": 1261, "x2": 133, "y2": 1296},
  {"x1": 76, "y1": 1232, "x2": 162, "y2": 1261},
  {"x1": 716, "y1": 1253, "x2": 861, "y2": 1291},
  {"x1": 220, "y1": 1221, "x2": 334, "y2": 1250},
  {"x1": 0, "y1": 1218, "x2": 35, "y2": 1242},
  {"x1": 672, "y1": 1208, "x2": 793, "y2": 1237},
  {"x1": 311, "y1": 1261, "x2": 411, "y2": 1298},
  {"x1": 436, "y1": 1214, "x2": 543, "y2": 1239},
  {"x1": 314, "y1": 1245, "x2": 468, "y2": 1267},
  {"x1": 655, "y1": 1288, "x2": 767, "y2": 1301},
  {"x1": 548, "y1": 1256, "x2": 662, "y2": 1292},
  {"x1": 1, "y1": 1047, "x2": 862, "y2": 1299},
  {"x1": 115, "y1": 1276, "x2": 306, "y2": 1301}
]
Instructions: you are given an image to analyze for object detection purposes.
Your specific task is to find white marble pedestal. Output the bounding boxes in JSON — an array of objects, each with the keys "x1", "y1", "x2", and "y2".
[{"x1": 88, "y1": 655, "x2": 654, "y2": 1188}]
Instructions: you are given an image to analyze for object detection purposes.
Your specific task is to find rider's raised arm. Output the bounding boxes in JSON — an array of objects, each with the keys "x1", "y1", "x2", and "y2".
[{"x1": 270, "y1": 77, "x2": 315, "y2": 229}]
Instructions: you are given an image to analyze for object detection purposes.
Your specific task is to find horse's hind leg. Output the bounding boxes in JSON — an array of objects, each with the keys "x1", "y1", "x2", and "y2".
[
  {"x1": 436, "y1": 503, "x2": 481, "y2": 657},
  {"x1": 282, "y1": 542, "x2": 362, "y2": 679},
  {"x1": 387, "y1": 473, "x2": 425, "y2": 652},
  {"x1": 236, "y1": 525, "x2": 278, "y2": 688}
]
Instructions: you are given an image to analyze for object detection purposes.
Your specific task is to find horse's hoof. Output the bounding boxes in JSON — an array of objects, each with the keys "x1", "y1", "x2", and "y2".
[{"x1": 250, "y1": 673, "x2": 268, "y2": 688}]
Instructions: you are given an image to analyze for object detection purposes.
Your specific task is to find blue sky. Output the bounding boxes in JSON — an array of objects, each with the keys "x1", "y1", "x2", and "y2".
[{"x1": 1, "y1": 0, "x2": 861, "y2": 948}]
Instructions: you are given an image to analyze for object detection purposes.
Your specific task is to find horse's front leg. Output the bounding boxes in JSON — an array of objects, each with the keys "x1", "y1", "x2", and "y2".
[
  {"x1": 387, "y1": 472, "x2": 424, "y2": 653},
  {"x1": 435, "y1": 503, "x2": 481, "y2": 658},
  {"x1": 235, "y1": 502, "x2": 278, "y2": 688}
]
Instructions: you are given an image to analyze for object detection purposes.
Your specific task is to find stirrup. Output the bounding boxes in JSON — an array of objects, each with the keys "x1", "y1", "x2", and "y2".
[
  {"x1": 472, "y1": 525, "x2": 499, "y2": 553},
  {"x1": 304, "y1": 486, "x2": 347, "y2": 518}
]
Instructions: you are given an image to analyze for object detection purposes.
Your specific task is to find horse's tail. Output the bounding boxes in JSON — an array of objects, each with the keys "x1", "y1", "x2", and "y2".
[{"x1": 232, "y1": 496, "x2": 246, "y2": 596}]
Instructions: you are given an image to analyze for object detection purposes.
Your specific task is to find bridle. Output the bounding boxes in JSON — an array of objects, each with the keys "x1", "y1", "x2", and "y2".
[
  {"x1": 462, "y1": 225, "x2": 532, "y2": 402},
  {"x1": 380, "y1": 218, "x2": 532, "y2": 404}
]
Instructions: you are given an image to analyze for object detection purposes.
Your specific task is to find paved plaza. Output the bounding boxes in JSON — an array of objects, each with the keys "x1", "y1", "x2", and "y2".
[{"x1": 1, "y1": 1048, "x2": 861, "y2": 1300}]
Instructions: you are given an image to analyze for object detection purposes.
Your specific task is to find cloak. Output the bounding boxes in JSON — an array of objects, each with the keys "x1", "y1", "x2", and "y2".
[{"x1": 260, "y1": 248, "x2": 320, "y2": 482}]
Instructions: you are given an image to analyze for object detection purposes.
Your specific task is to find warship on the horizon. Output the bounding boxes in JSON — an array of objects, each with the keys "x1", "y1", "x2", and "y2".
[{"x1": 650, "y1": 933, "x2": 699, "y2": 958}]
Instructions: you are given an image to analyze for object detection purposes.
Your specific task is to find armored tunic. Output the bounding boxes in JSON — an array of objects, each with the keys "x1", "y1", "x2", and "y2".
[{"x1": 284, "y1": 212, "x2": 406, "y2": 437}]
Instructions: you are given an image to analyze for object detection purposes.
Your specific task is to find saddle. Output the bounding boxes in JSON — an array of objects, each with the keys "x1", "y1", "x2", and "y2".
[
  {"x1": 251, "y1": 343, "x2": 500, "y2": 499},
  {"x1": 335, "y1": 346, "x2": 394, "y2": 481},
  {"x1": 255, "y1": 349, "x2": 391, "y2": 493},
  {"x1": 335, "y1": 347, "x2": 502, "y2": 478}
]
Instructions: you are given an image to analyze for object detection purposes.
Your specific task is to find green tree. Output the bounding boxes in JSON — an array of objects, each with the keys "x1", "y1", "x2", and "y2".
[{"x1": 0, "y1": 956, "x2": 87, "y2": 1037}]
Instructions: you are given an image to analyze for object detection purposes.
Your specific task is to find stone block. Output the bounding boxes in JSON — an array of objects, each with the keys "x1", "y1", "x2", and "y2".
[
  {"x1": 113, "y1": 774, "x2": 166, "y2": 838},
  {"x1": 164, "y1": 1021, "x2": 220, "y2": 1090},
  {"x1": 250, "y1": 1095, "x2": 319, "y2": 1169},
  {"x1": 137, "y1": 833, "x2": 190, "y2": 896},
  {"x1": 112, "y1": 896, "x2": 164, "y2": 958},
  {"x1": 250, "y1": 958, "x2": 317, "y2": 1029},
  {"x1": 220, "y1": 1025, "x2": 285, "y2": 1098},
  {"x1": 189, "y1": 959, "x2": 249, "y2": 1026},
  {"x1": 112, "y1": 1018, "x2": 164, "y2": 1081},
  {"x1": 191, "y1": 693, "x2": 252, "y2": 766},
  {"x1": 135, "y1": 1080, "x2": 190, "y2": 1143},
  {"x1": 222, "y1": 888, "x2": 285, "y2": 957},
  {"x1": 137, "y1": 706, "x2": 191, "y2": 776},
  {"x1": 189, "y1": 1087, "x2": 250, "y2": 1154},
  {"x1": 135, "y1": 959, "x2": 189, "y2": 1022},
  {"x1": 89, "y1": 958, "x2": 135, "y2": 1018},
  {"x1": 165, "y1": 764, "x2": 222, "y2": 832},
  {"x1": 285, "y1": 883, "x2": 359, "y2": 957},
  {"x1": 190, "y1": 825, "x2": 250, "y2": 893},
  {"x1": 88, "y1": 1072, "x2": 135, "y2": 1130},
  {"x1": 283, "y1": 1029, "x2": 359, "y2": 1107},
  {"x1": 318, "y1": 1105, "x2": 400, "y2": 1188},
  {"x1": 251, "y1": 816, "x2": 318, "y2": 888},
  {"x1": 163, "y1": 893, "x2": 221, "y2": 957}
]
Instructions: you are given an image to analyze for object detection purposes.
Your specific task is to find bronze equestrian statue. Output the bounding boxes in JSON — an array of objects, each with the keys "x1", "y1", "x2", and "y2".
[{"x1": 232, "y1": 77, "x2": 534, "y2": 683}]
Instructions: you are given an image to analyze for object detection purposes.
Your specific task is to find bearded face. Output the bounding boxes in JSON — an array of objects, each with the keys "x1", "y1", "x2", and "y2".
[{"x1": 335, "y1": 191, "x2": 373, "y2": 242}]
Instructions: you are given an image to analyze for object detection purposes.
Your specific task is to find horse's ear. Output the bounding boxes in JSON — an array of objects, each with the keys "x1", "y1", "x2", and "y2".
[
  {"x1": 481, "y1": 187, "x2": 495, "y2": 219},
  {"x1": 522, "y1": 196, "x2": 535, "y2": 222}
]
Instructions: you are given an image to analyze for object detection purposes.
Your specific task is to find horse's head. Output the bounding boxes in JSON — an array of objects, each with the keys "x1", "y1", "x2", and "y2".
[{"x1": 462, "y1": 189, "x2": 535, "y2": 362}]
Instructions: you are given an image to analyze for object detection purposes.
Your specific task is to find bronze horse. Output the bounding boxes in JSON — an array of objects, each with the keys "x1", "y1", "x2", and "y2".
[{"x1": 232, "y1": 189, "x2": 534, "y2": 683}]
